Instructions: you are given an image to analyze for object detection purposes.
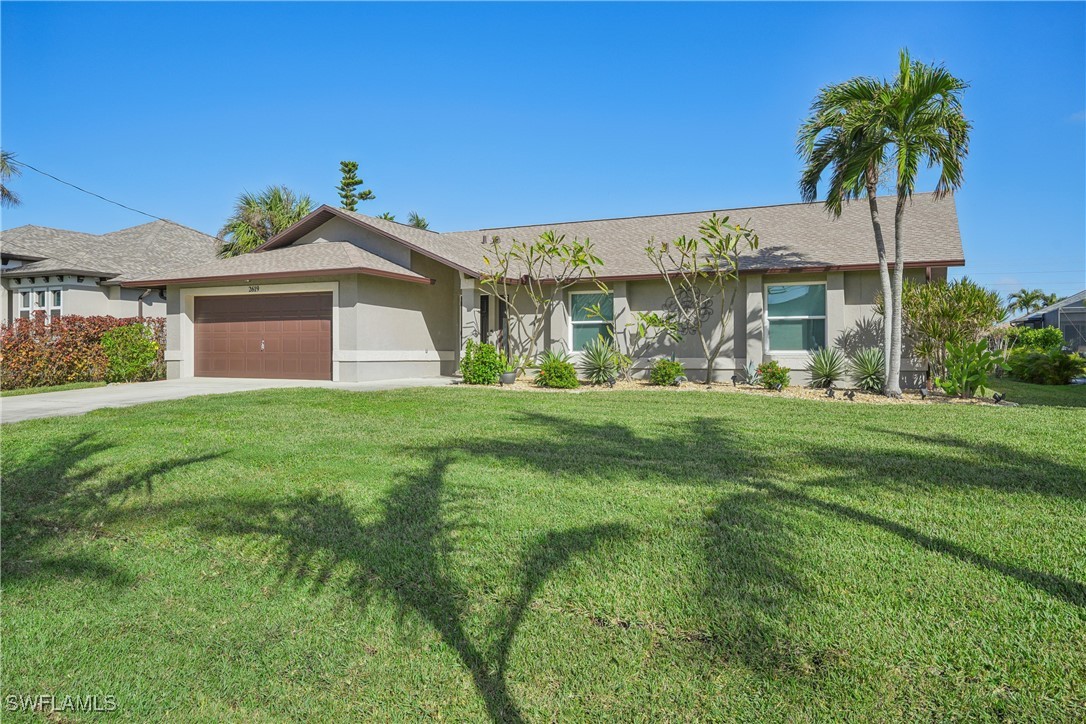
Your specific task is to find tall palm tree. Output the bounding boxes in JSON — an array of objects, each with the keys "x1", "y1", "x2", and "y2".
[
  {"x1": 799, "y1": 77, "x2": 893, "y2": 385},
  {"x1": 1, "y1": 150, "x2": 22, "y2": 208},
  {"x1": 1008, "y1": 288, "x2": 1058, "y2": 314},
  {"x1": 407, "y1": 211, "x2": 429, "y2": 230},
  {"x1": 799, "y1": 50, "x2": 970, "y2": 396},
  {"x1": 219, "y1": 185, "x2": 313, "y2": 257}
]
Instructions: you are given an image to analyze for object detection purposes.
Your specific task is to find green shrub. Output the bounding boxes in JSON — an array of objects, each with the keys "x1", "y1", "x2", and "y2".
[
  {"x1": 1011, "y1": 326, "x2": 1064, "y2": 350},
  {"x1": 578, "y1": 336, "x2": 621, "y2": 385},
  {"x1": 806, "y1": 348, "x2": 846, "y2": 388},
  {"x1": 649, "y1": 358, "x2": 685, "y2": 386},
  {"x1": 459, "y1": 340, "x2": 504, "y2": 385},
  {"x1": 849, "y1": 347, "x2": 885, "y2": 393},
  {"x1": 934, "y1": 340, "x2": 999, "y2": 398},
  {"x1": 1005, "y1": 347, "x2": 1086, "y2": 385},
  {"x1": 756, "y1": 360, "x2": 790, "y2": 389},
  {"x1": 537, "y1": 349, "x2": 571, "y2": 367},
  {"x1": 536, "y1": 357, "x2": 579, "y2": 388},
  {"x1": 101, "y1": 323, "x2": 160, "y2": 383}
]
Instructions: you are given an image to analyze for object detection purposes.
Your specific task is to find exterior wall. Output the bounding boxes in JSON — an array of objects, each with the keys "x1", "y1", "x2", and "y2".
[
  {"x1": 487, "y1": 266, "x2": 943, "y2": 387},
  {"x1": 165, "y1": 249, "x2": 460, "y2": 382},
  {"x1": 1, "y1": 276, "x2": 167, "y2": 321}
]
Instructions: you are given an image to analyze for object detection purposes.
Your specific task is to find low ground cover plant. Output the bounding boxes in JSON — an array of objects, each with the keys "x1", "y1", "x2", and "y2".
[
  {"x1": 0, "y1": 313, "x2": 164, "y2": 390},
  {"x1": 649, "y1": 358, "x2": 685, "y2": 386},
  {"x1": 806, "y1": 347, "x2": 846, "y2": 388},
  {"x1": 756, "y1": 360, "x2": 790, "y2": 389}
]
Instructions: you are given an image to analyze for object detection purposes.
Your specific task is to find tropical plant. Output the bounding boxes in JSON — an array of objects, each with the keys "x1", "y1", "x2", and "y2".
[
  {"x1": 578, "y1": 336, "x2": 622, "y2": 385},
  {"x1": 537, "y1": 349, "x2": 571, "y2": 367},
  {"x1": 407, "y1": 211, "x2": 429, "y2": 230},
  {"x1": 481, "y1": 233, "x2": 605, "y2": 364},
  {"x1": 1007, "y1": 288, "x2": 1059, "y2": 314},
  {"x1": 649, "y1": 358, "x2": 686, "y2": 386},
  {"x1": 741, "y1": 360, "x2": 761, "y2": 386},
  {"x1": 1004, "y1": 347, "x2": 1086, "y2": 385},
  {"x1": 219, "y1": 185, "x2": 313, "y2": 257},
  {"x1": 806, "y1": 347, "x2": 847, "y2": 388},
  {"x1": 336, "y1": 160, "x2": 374, "y2": 211},
  {"x1": 101, "y1": 324, "x2": 159, "y2": 383},
  {"x1": 849, "y1": 347, "x2": 886, "y2": 393},
  {"x1": 645, "y1": 213, "x2": 759, "y2": 385},
  {"x1": 377, "y1": 212, "x2": 396, "y2": 221},
  {"x1": 535, "y1": 356, "x2": 579, "y2": 389},
  {"x1": 618, "y1": 311, "x2": 682, "y2": 378},
  {"x1": 799, "y1": 49, "x2": 971, "y2": 396},
  {"x1": 1, "y1": 149, "x2": 21, "y2": 207},
  {"x1": 756, "y1": 360, "x2": 790, "y2": 389},
  {"x1": 875, "y1": 278, "x2": 1004, "y2": 380},
  {"x1": 458, "y1": 340, "x2": 504, "y2": 385},
  {"x1": 935, "y1": 340, "x2": 999, "y2": 398}
]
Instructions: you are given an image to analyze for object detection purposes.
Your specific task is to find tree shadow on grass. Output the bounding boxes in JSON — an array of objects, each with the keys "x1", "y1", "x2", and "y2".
[
  {"x1": 190, "y1": 455, "x2": 630, "y2": 723},
  {"x1": 1, "y1": 432, "x2": 224, "y2": 584}
]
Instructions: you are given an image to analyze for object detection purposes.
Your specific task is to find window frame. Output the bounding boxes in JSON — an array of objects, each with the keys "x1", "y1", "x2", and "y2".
[
  {"x1": 763, "y1": 280, "x2": 827, "y2": 353},
  {"x1": 569, "y1": 290, "x2": 615, "y2": 352}
]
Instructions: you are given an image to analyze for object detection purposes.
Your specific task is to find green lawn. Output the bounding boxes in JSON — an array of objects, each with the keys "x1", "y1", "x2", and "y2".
[
  {"x1": 3, "y1": 387, "x2": 1083, "y2": 720},
  {"x1": 0, "y1": 381, "x2": 106, "y2": 397},
  {"x1": 995, "y1": 378, "x2": 1086, "y2": 407}
]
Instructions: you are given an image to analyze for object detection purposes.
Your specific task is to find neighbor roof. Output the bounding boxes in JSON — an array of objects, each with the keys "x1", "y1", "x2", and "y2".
[
  {"x1": 259, "y1": 192, "x2": 964, "y2": 281},
  {"x1": 1009, "y1": 290, "x2": 1086, "y2": 323},
  {"x1": 1, "y1": 221, "x2": 220, "y2": 284},
  {"x1": 127, "y1": 241, "x2": 433, "y2": 287}
]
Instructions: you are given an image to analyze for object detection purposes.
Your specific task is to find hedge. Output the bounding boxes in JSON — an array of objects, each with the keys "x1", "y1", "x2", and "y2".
[{"x1": 1, "y1": 313, "x2": 165, "y2": 390}]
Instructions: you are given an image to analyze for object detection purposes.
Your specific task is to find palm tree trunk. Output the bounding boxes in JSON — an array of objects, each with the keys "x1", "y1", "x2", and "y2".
[
  {"x1": 864, "y1": 177, "x2": 892, "y2": 387},
  {"x1": 886, "y1": 191, "x2": 907, "y2": 397}
]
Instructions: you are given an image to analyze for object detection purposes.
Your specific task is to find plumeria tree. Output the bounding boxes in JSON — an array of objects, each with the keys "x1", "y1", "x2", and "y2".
[
  {"x1": 645, "y1": 214, "x2": 759, "y2": 385},
  {"x1": 480, "y1": 231, "x2": 605, "y2": 366}
]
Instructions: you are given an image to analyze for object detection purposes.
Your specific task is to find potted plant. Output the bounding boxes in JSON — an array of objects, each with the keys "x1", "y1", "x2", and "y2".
[{"x1": 499, "y1": 358, "x2": 518, "y2": 386}]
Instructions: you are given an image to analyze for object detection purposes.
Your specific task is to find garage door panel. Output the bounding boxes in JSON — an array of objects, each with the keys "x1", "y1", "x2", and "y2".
[{"x1": 195, "y1": 293, "x2": 332, "y2": 380}]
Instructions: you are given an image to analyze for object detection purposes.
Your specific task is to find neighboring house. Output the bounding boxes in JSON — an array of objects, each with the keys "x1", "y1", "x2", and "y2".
[
  {"x1": 1009, "y1": 290, "x2": 1086, "y2": 353},
  {"x1": 123, "y1": 193, "x2": 964, "y2": 384},
  {"x1": 1, "y1": 221, "x2": 221, "y2": 323}
]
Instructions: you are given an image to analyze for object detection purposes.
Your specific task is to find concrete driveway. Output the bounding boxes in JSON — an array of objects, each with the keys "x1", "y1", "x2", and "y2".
[{"x1": 1, "y1": 376, "x2": 454, "y2": 424}]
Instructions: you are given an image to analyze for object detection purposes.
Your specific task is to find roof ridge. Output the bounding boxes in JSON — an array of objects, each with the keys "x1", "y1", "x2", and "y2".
[{"x1": 448, "y1": 191, "x2": 942, "y2": 235}]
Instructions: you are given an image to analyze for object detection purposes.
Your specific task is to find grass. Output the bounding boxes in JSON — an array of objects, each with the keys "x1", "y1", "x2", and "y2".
[
  {"x1": 2, "y1": 387, "x2": 1083, "y2": 721},
  {"x1": 0, "y1": 381, "x2": 105, "y2": 397},
  {"x1": 995, "y1": 378, "x2": 1086, "y2": 407}
]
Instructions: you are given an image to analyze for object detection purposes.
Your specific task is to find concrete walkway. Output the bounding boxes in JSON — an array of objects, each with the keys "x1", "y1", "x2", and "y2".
[{"x1": 1, "y1": 376, "x2": 455, "y2": 424}]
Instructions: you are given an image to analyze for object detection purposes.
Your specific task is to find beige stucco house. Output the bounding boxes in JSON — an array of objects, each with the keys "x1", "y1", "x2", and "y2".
[
  {"x1": 124, "y1": 193, "x2": 964, "y2": 385},
  {"x1": 1, "y1": 221, "x2": 220, "y2": 323}
]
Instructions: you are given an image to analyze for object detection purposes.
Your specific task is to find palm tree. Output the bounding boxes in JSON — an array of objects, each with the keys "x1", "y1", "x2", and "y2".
[
  {"x1": 1, "y1": 150, "x2": 22, "y2": 208},
  {"x1": 799, "y1": 76, "x2": 893, "y2": 386},
  {"x1": 799, "y1": 50, "x2": 970, "y2": 396},
  {"x1": 1008, "y1": 288, "x2": 1058, "y2": 314},
  {"x1": 219, "y1": 185, "x2": 313, "y2": 257},
  {"x1": 407, "y1": 211, "x2": 429, "y2": 230},
  {"x1": 377, "y1": 212, "x2": 396, "y2": 221}
]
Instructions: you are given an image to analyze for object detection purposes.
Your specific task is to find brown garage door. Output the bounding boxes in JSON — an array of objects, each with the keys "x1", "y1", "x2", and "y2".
[{"x1": 194, "y1": 293, "x2": 332, "y2": 380}]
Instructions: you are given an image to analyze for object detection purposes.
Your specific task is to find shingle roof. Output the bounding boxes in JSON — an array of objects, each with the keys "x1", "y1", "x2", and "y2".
[
  {"x1": 1, "y1": 220, "x2": 220, "y2": 283},
  {"x1": 1009, "y1": 289, "x2": 1086, "y2": 323},
  {"x1": 438, "y1": 192, "x2": 963, "y2": 277},
  {"x1": 127, "y1": 241, "x2": 432, "y2": 286}
]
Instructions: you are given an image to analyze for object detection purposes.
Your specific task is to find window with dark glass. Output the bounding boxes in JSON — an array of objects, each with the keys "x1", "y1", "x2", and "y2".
[
  {"x1": 766, "y1": 283, "x2": 826, "y2": 352},
  {"x1": 570, "y1": 292, "x2": 614, "y2": 351}
]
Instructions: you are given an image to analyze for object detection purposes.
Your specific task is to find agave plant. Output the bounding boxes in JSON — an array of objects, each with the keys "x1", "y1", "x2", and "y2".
[
  {"x1": 807, "y1": 347, "x2": 847, "y2": 388},
  {"x1": 578, "y1": 336, "x2": 619, "y2": 385},
  {"x1": 849, "y1": 347, "x2": 885, "y2": 393},
  {"x1": 742, "y1": 360, "x2": 761, "y2": 386},
  {"x1": 537, "y1": 349, "x2": 571, "y2": 367}
]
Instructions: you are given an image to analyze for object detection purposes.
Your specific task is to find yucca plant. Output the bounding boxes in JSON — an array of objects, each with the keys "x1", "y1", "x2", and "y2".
[
  {"x1": 806, "y1": 347, "x2": 846, "y2": 388},
  {"x1": 578, "y1": 336, "x2": 619, "y2": 385},
  {"x1": 537, "y1": 349, "x2": 571, "y2": 367},
  {"x1": 849, "y1": 347, "x2": 885, "y2": 393}
]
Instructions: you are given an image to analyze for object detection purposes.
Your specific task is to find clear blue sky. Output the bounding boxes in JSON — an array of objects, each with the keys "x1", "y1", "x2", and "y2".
[{"x1": 2, "y1": 2, "x2": 1084, "y2": 297}]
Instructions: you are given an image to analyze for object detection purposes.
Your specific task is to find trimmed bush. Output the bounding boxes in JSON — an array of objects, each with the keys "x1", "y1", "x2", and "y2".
[
  {"x1": 102, "y1": 324, "x2": 160, "y2": 382},
  {"x1": 806, "y1": 347, "x2": 846, "y2": 388},
  {"x1": 849, "y1": 348, "x2": 885, "y2": 393},
  {"x1": 536, "y1": 357, "x2": 579, "y2": 388},
  {"x1": 1, "y1": 313, "x2": 165, "y2": 390},
  {"x1": 459, "y1": 340, "x2": 504, "y2": 385},
  {"x1": 756, "y1": 360, "x2": 790, "y2": 389},
  {"x1": 1005, "y1": 347, "x2": 1086, "y2": 385},
  {"x1": 1011, "y1": 326, "x2": 1064, "y2": 350},
  {"x1": 649, "y1": 358, "x2": 685, "y2": 386}
]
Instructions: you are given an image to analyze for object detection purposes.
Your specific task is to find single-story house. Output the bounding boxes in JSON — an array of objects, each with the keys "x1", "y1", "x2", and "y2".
[
  {"x1": 1009, "y1": 289, "x2": 1086, "y2": 354},
  {"x1": 123, "y1": 193, "x2": 964, "y2": 384},
  {"x1": 1, "y1": 221, "x2": 220, "y2": 323}
]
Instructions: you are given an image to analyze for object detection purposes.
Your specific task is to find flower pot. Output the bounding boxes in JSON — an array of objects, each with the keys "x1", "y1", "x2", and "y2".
[{"x1": 500, "y1": 372, "x2": 517, "y2": 386}]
